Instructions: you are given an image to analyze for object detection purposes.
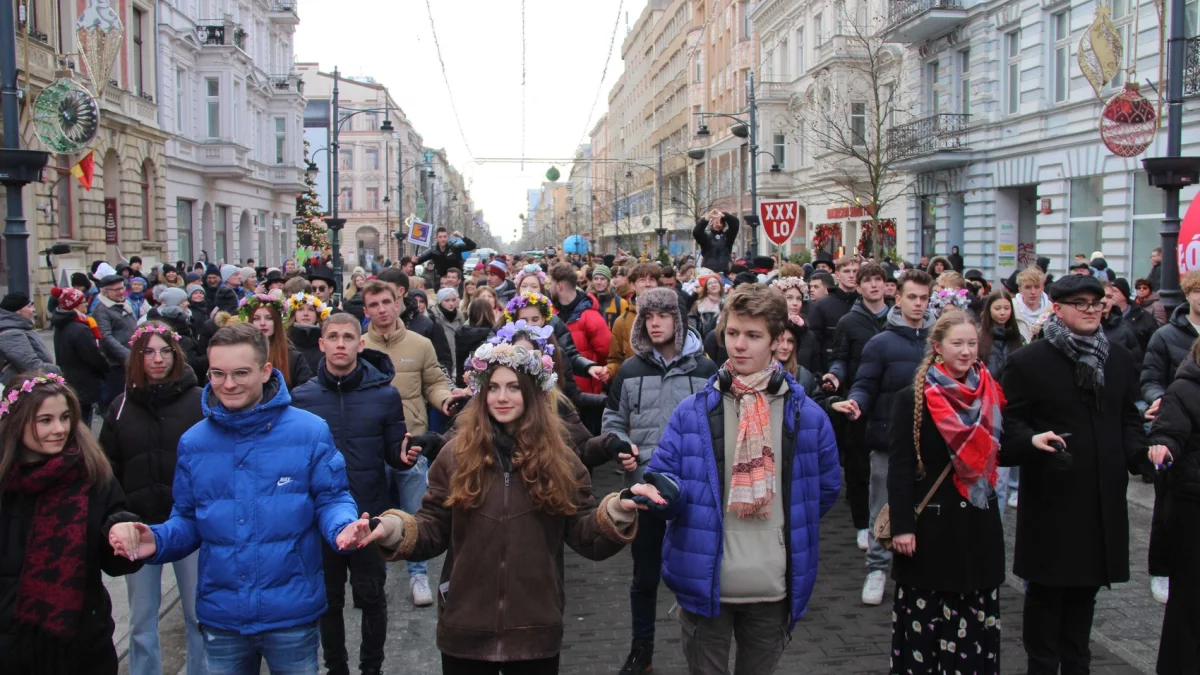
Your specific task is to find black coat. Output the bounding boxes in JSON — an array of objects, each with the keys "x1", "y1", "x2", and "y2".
[
  {"x1": 828, "y1": 299, "x2": 888, "y2": 387},
  {"x1": 1142, "y1": 304, "x2": 1200, "y2": 403},
  {"x1": 187, "y1": 300, "x2": 208, "y2": 337},
  {"x1": 1000, "y1": 339, "x2": 1148, "y2": 587},
  {"x1": 1102, "y1": 310, "x2": 1143, "y2": 367},
  {"x1": 99, "y1": 367, "x2": 204, "y2": 524},
  {"x1": 407, "y1": 312, "x2": 453, "y2": 375},
  {"x1": 283, "y1": 347, "x2": 313, "y2": 391},
  {"x1": 702, "y1": 327, "x2": 727, "y2": 369},
  {"x1": 807, "y1": 287, "x2": 858, "y2": 371},
  {"x1": 290, "y1": 349, "x2": 409, "y2": 516},
  {"x1": 146, "y1": 307, "x2": 207, "y2": 383},
  {"x1": 788, "y1": 320, "x2": 822, "y2": 376},
  {"x1": 416, "y1": 237, "x2": 477, "y2": 279},
  {"x1": 289, "y1": 324, "x2": 324, "y2": 375},
  {"x1": 691, "y1": 212, "x2": 740, "y2": 274},
  {"x1": 848, "y1": 309, "x2": 933, "y2": 450},
  {"x1": 454, "y1": 325, "x2": 491, "y2": 389},
  {"x1": 49, "y1": 309, "x2": 109, "y2": 409},
  {"x1": 1122, "y1": 301, "x2": 1159, "y2": 353},
  {"x1": 888, "y1": 386, "x2": 1006, "y2": 593},
  {"x1": 1150, "y1": 359, "x2": 1200, "y2": 501},
  {"x1": 0, "y1": 475, "x2": 141, "y2": 673},
  {"x1": 982, "y1": 325, "x2": 1022, "y2": 382}
]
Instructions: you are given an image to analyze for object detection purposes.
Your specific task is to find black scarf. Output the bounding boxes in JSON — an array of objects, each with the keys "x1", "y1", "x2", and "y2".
[
  {"x1": 439, "y1": 305, "x2": 459, "y2": 322},
  {"x1": 491, "y1": 421, "x2": 517, "y2": 473},
  {"x1": 1043, "y1": 315, "x2": 1109, "y2": 409}
]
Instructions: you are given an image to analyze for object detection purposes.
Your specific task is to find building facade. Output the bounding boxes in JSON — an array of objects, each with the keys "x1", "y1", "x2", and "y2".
[{"x1": 159, "y1": 0, "x2": 306, "y2": 268}]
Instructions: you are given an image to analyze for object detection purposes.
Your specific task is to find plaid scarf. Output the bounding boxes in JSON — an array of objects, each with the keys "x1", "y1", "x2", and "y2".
[
  {"x1": 924, "y1": 363, "x2": 1005, "y2": 508},
  {"x1": 724, "y1": 362, "x2": 778, "y2": 519},
  {"x1": 1042, "y1": 315, "x2": 1109, "y2": 409},
  {"x1": 3, "y1": 448, "x2": 90, "y2": 637}
]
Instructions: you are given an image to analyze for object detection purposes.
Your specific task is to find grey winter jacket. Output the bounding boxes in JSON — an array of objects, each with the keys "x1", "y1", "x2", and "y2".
[
  {"x1": 0, "y1": 309, "x2": 57, "y2": 383},
  {"x1": 602, "y1": 330, "x2": 717, "y2": 486},
  {"x1": 92, "y1": 295, "x2": 138, "y2": 365},
  {"x1": 431, "y1": 307, "x2": 464, "y2": 380}
]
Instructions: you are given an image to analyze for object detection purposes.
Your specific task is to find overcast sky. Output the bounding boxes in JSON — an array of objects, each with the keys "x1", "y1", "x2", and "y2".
[{"x1": 294, "y1": 0, "x2": 641, "y2": 244}]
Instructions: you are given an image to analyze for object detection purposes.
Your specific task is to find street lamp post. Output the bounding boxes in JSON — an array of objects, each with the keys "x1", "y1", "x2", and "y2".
[{"x1": 694, "y1": 70, "x2": 761, "y2": 258}]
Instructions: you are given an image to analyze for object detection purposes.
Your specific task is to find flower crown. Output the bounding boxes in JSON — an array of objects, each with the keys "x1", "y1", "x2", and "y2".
[
  {"x1": 127, "y1": 323, "x2": 183, "y2": 347},
  {"x1": 490, "y1": 319, "x2": 555, "y2": 356},
  {"x1": 286, "y1": 292, "x2": 332, "y2": 322},
  {"x1": 931, "y1": 287, "x2": 972, "y2": 314},
  {"x1": 0, "y1": 373, "x2": 67, "y2": 419},
  {"x1": 770, "y1": 276, "x2": 808, "y2": 296},
  {"x1": 503, "y1": 292, "x2": 553, "y2": 323},
  {"x1": 238, "y1": 294, "x2": 288, "y2": 323},
  {"x1": 463, "y1": 342, "x2": 558, "y2": 394},
  {"x1": 514, "y1": 264, "x2": 547, "y2": 287}
]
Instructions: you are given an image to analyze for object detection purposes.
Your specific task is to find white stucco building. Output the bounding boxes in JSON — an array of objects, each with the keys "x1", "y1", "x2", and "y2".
[{"x1": 158, "y1": 0, "x2": 306, "y2": 267}]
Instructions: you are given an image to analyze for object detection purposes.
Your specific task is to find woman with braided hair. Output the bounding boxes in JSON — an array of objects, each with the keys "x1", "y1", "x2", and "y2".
[{"x1": 886, "y1": 309, "x2": 1006, "y2": 674}]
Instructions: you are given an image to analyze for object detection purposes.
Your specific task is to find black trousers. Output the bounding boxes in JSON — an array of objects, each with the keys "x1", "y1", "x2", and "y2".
[
  {"x1": 319, "y1": 542, "x2": 388, "y2": 675},
  {"x1": 1023, "y1": 583, "x2": 1100, "y2": 675},
  {"x1": 842, "y1": 422, "x2": 871, "y2": 530},
  {"x1": 630, "y1": 510, "x2": 667, "y2": 643},
  {"x1": 441, "y1": 653, "x2": 560, "y2": 675}
]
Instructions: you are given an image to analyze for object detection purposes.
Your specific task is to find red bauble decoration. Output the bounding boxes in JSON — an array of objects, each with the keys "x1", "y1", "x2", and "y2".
[{"x1": 1100, "y1": 83, "x2": 1158, "y2": 157}]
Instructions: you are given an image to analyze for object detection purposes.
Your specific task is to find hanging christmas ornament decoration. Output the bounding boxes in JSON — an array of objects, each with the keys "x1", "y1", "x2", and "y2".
[
  {"x1": 75, "y1": 0, "x2": 124, "y2": 98},
  {"x1": 545, "y1": 166, "x2": 561, "y2": 182},
  {"x1": 1077, "y1": 6, "x2": 1122, "y2": 98},
  {"x1": 1100, "y1": 83, "x2": 1157, "y2": 157},
  {"x1": 32, "y1": 77, "x2": 100, "y2": 153}
]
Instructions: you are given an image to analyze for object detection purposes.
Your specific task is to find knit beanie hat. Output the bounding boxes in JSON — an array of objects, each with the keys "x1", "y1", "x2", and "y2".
[
  {"x1": 1113, "y1": 277, "x2": 1133, "y2": 302},
  {"x1": 220, "y1": 264, "x2": 239, "y2": 283},
  {"x1": 185, "y1": 271, "x2": 202, "y2": 284},
  {"x1": 51, "y1": 287, "x2": 86, "y2": 311},
  {"x1": 70, "y1": 272, "x2": 91, "y2": 290},
  {"x1": 592, "y1": 264, "x2": 613, "y2": 281},
  {"x1": 630, "y1": 287, "x2": 685, "y2": 356},
  {"x1": 214, "y1": 286, "x2": 240, "y2": 314},
  {"x1": 157, "y1": 287, "x2": 188, "y2": 308},
  {"x1": 487, "y1": 259, "x2": 508, "y2": 278},
  {"x1": 437, "y1": 287, "x2": 459, "y2": 303},
  {"x1": 205, "y1": 264, "x2": 221, "y2": 279},
  {"x1": 186, "y1": 283, "x2": 205, "y2": 298},
  {"x1": 239, "y1": 266, "x2": 256, "y2": 282},
  {"x1": 0, "y1": 292, "x2": 31, "y2": 313}
]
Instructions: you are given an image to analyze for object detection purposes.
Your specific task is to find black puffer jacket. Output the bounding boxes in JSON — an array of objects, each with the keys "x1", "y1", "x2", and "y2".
[
  {"x1": 1141, "y1": 304, "x2": 1200, "y2": 403},
  {"x1": 1150, "y1": 359, "x2": 1200, "y2": 500},
  {"x1": 1103, "y1": 310, "x2": 1143, "y2": 367},
  {"x1": 289, "y1": 324, "x2": 324, "y2": 375},
  {"x1": 454, "y1": 325, "x2": 492, "y2": 389},
  {"x1": 827, "y1": 299, "x2": 888, "y2": 387},
  {"x1": 848, "y1": 307, "x2": 935, "y2": 450},
  {"x1": 290, "y1": 348, "x2": 409, "y2": 516},
  {"x1": 99, "y1": 366, "x2": 204, "y2": 524},
  {"x1": 49, "y1": 309, "x2": 109, "y2": 409},
  {"x1": 807, "y1": 287, "x2": 859, "y2": 371},
  {"x1": 416, "y1": 237, "x2": 477, "y2": 278},
  {"x1": 1122, "y1": 301, "x2": 1160, "y2": 353}
]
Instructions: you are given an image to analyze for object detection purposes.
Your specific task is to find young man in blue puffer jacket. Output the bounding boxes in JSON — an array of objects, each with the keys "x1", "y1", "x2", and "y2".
[
  {"x1": 641, "y1": 284, "x2": 841, "y2": 674},
  {"x1": 107, "y1": 322, "x2": 370, "y2": 673}
]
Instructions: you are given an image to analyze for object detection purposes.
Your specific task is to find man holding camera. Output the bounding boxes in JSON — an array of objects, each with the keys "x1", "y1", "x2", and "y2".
[
  {"x1": 692, "y1": 209, "x2": 739, "y2": 275},
  {"x1": 1000, "y1": 274, "x2": 1156, "y2": 675}
]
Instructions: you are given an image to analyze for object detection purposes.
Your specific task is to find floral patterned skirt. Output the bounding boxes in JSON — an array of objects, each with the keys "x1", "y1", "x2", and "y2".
[{"x1": 890, "y1": 584, "x2": 1001, "y2": 675}]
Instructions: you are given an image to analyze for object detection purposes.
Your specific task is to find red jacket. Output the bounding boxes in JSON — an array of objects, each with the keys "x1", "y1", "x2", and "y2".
[{"x1": 557, "y1": 293, "x2": 611, "y2": 394}]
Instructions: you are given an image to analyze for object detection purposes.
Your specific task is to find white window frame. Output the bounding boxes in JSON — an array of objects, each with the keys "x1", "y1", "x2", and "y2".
[
  {"x1": 958, "y1": 48, "x2": 971, "y2": 116},
  {"x1": 205, "y1": 77, "x2": 220, "y2": 139},
  {"x1": 1052, "y1": 10, "x2": 1071, "y2": 104},
  {"x1": 274, "y1": 116, "x2": 286, "y2": 164},
  {"x1": 814, "y1": 13, "x2": 823, "y2": 47},
  {"x1": 926, "y1": 60, "x2": 940, "y2": 115},
  {"x1": 175, "y1": 68, "x2": 186, "y2": 133},
  {"x1": 1006, "y1": 30, "x2": 1021, "y2": 115},
  {"x1": 773, "y1": 133, "x2": 787, "y2": 168},
  {"x1": 851, "y1": 102, "x2": 867, "y2": 146},
  {"x1": 795, "y1": 28, "x2": 805, "y2": 77},
  {"x1": 1110, "y1": 0, "x2": 1133, "y2": 87},
  {"x1": 1068, "y1": 176, "x2": 1104, "y2": 259}
]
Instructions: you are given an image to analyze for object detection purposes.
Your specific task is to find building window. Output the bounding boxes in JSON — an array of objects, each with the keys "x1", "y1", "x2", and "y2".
[
  {"x1": 205, "y1": 77, "x2": 219, "y2": 138},
  {"x1": 177, "y1": 199, "x2": 194, "y2": 264},
  {"x1": 851, "y1": 102, "x2": 867, "y2": 145},
  {"x1": 132, "y1": 8, "x2": 146, "y2": 95},
  {"x1": 232, "y1": 82, "x2": 241, "y2": 140},
  {"x1": 1006, "y1": 30, "x2": 1021, "y2": 115},
  {"x1": 1111, "y1": 0, "x2": 1132, "y2": 87},
  {"x1": 175, "y1": 69, "x2": 186, "y2": 133},
  {"x1": 274, "y1": 117, "x2": 286, "y2": 164},
  {"x1": 814, "y1": 13, "x2": 823, "y2": 46},
  {"x1": 340, "y1": 188, "x2": 354, "y2": 211},
  {"x1": 778, "y1": 38, "x2": 789, "y2": 79},
  {"x1": 1187, "y1": 0, "x2": 1198, "y2": 36},
  {"x1": 742, "y1": 0, "x2": 752, "y2": 39},
  {"x1": 55, "y1": 155, "x2": 74, "y2": 239},
  {"x1": 366, "y1": 148, "x2": 380, "y2": 170},
  {"x1": 1069, "y1": 176, "x2": 1104, "y2": 259},
  {"x1": 365, "y1": 112, "x2": 378, "y2": 131},
  {"x1": 140, "y1": 162, "x2": 153, "y2": 239},
  {"x1": 926, "y1": 61, "x2": 940, "y2": 115},
  {"x1": 795, "y1": 29, "x2": 805, "y2": 76},
  {"x1": 339, "y1": 149, "x2": 353, "y2": 170},
  {"x1": 773, "y1": 133, "x2": 786, "y2": 168},
  {"x1": 958, "y1": 48, "x2": 971, "y2": 116},
  {"x1": 883, "y1": 83, "x2": 897, "y2": 127},
  {"x1": 215, "y1": 205, "x2": 228, "y2": 262},
  {"x1": 1132, "y1": 170, "x2": 1165, "y2": 280},
  {"x1": 366, "y1": 187, "x2": 379, "y2": 210},
  {"x1": 1052, "y1": 10, "x2": 1070, "y2": 104}
]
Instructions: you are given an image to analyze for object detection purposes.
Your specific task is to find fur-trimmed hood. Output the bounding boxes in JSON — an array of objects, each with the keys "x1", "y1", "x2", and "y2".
[{"x1": 630, "y1": 287, "x2": 686, "y2": 355}]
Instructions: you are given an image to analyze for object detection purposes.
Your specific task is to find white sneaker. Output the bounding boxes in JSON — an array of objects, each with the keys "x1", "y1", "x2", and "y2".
[
  {"x1": 410, "y1": 574, "x2": 434, "y2": 607},
  {"x1": 862, "y1": 570, "x2": 887, "y2": 605},
  {"x1": 856, "y1": 529, "x2": 869, "y2": 551},
  {"x1": 1151, "y1": 576, "x2": 1169, "y2": 604},
  {"x1": 1007, "y1": 491, "x2": 1019, "y2": 508}
]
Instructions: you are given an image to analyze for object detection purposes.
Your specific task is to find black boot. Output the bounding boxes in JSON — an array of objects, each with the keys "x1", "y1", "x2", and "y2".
[{"x1": 619, "y1": 640, "x2": 653, "y2": 674}]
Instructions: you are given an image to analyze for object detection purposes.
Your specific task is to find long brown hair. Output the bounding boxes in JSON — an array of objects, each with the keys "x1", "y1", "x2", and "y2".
[
  {"x1": 467, "y1": 297, "x2": 496, "y2": 329},
  {"x1": 0, "y1": 372, "x2": 112, "y2": 490},
  {"x1": 978, "y1": 289, "x2": 1022, "y2": 364},
  {"x1": 911, "y1": 309, "x2": 977, "y2": 476},
  {"x1": 125, "y1": 321, "x2": 187, "y2": 389},
  {"x1": 251, "y1": 306, "x2": 293, "y2": 387},
  {"x1": 446, "y1": 364, "x2": 581, "y2": 515}
]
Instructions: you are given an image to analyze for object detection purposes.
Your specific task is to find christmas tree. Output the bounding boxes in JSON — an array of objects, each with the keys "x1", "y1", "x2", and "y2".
[{"x1": 295, "y1": 139, "x2": 330, "y2": 251}]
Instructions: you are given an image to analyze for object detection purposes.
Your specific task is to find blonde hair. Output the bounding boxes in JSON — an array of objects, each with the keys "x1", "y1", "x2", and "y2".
[
  {"x1": 1016, "y1": 266, "x2": 1046, "y2": 289},
  {"x1": 1182, "y1": 270, "x2": 1200, "y2": 296},
  {"x1": 936, "y1": 271, "x2": 965, "y2": 290},
  {"x1": 911, "y1": 309, "x2": 978, "y2": 476}
]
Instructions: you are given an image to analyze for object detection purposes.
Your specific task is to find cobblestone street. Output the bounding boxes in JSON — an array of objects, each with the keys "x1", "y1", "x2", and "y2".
[{"x1": 113, "y1": 462, "x2": 1164, "y2": 674}]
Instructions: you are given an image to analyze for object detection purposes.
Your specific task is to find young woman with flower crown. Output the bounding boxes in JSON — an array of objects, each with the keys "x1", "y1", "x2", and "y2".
[
  {"x1": 886, "y1": 309, "x2": 1006, "y2": 674},
  {"x1": 0, "y1": 372, "x2": 143, "y2": 674},
  {"x1": 360, "y1": 339, "x2": 659, "y2": 674},
  {"x1": 285, "y1": 291, "x2": 333, "y2": 374},
  {"x1": 97, "y1": 322, "x2": 206, "y2": 675},
  {"x1": 240, "y1": 293, "x2": 312, "y2": 389}
]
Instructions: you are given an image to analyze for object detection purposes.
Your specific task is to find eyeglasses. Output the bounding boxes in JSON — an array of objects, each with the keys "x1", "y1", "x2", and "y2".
[
  {"x1": 142, "y1": 347, "x2": 175, "y2": 360},
  {"x1": 1062, "y1": 299, "x2": 1105, "y2": 312},
  {"x1": 208, "y1": 368, "x2": 256, "y2": 384},
  {"x1": 311, "y1": 284, "x2": 329, "y2": 293}
]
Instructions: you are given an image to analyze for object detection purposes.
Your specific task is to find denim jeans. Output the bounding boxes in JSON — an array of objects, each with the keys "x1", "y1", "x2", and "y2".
[
  {"x1": 630, "y1": 511, "x2": 667, "y2": 643},
  {"x1": 201, "y1": 621, "x2": 319, "y2": 675},
  {"x1": 865, "y1": 449, "x2": 892, "y2": 572},
  {"x1": 389, "y1": 457, "x2": 429, "y2": 578},
  {"x1": 126, "y1": 551, "x2": 206, "y2": 675}
]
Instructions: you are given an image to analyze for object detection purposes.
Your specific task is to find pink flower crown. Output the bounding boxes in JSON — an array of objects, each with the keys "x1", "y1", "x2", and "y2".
[
  {"x1": 128, "y1": 323, "x2": 183, "y2": 347},
  {"x1": 770, "y1": 276, "x2": 808, "y2": 296},
  {"x1": 0, "y1": 373, "x2": 67, "y2": 419}
]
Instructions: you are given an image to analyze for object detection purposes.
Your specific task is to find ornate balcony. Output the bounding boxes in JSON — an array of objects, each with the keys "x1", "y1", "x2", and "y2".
[
  {"x1": 757, "y1": 80, "x2": 791, "y2": 102},
  {"x1": 887, "y1": 113, "x2": 972, "y2": 172},
  {"x1": 268, "y1": 2, "x2": 300, "y2": 25},
  {"x1": 269, "y1": 73, "x2": 304, "y2": 94},
  {"x1": 882, "y1": 0, "x2": 967, "y2": 44},
  {"x1": 197, "y1": 22, "x2": 246, "y2": 50}
]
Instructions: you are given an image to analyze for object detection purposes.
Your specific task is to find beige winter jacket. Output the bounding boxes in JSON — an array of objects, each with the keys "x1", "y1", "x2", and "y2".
[{"x1": 364, "y1": 320, "x2": 451, "y2": 435}]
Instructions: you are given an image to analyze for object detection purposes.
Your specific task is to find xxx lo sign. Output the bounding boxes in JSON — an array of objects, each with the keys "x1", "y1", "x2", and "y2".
[{"x1": 759, "y1": 200, "x2": 802, "y2": 246}]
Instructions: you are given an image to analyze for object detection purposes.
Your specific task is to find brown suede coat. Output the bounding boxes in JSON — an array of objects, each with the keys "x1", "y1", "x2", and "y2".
[{"x1": 379, "y1": 440, "x2": 636, "y2": 662}]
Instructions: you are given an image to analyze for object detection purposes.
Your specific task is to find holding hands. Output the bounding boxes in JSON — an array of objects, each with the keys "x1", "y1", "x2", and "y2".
[
  {"x1": 335, "y1": 513, "x2": 374, "y2": 551},
  {"x1": 831, "y1": 400, "x2": 861, "y2": 420},
  {"x1": 109, "y1": 522, "x2": 157, "y2": 561}
]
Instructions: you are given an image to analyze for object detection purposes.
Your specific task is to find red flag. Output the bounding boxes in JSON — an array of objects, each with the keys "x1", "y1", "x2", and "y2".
[{"x1": 69, "y1": 150, "x2": 94, "y2": 190}]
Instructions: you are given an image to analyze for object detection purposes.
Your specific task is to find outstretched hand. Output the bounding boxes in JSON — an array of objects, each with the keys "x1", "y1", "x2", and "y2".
[
  {"x1": 336, "y1": 513, "x2": 373, "y2": 551},
  {"x1": 109, "y1": 522, "x2": 156, "y2": 561},
  {"x1": 619, "y1": 483, "x2": 666, "y2": 512},
  {"x1": 831, "y1": 400, "x2": 861, "y2": 420}
]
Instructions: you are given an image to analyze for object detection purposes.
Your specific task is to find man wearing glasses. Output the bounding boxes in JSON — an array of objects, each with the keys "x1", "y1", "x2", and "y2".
[
  {"x1": 309, "y1": 266, "x2": 338, "y2": 308},
  {"x1": 1000, "y1": 273, "x2": 1153, "y2": 675},
  {"x1": 108, "y1": 322, "x2": 372, "y2": 673}
]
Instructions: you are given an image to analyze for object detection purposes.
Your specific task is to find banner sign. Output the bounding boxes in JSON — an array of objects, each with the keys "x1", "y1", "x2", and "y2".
[
  {"x1": 760, "y1": 200, "x2": 801, "y2": 246},
  {"x1": 104, "y1": 198, "x2": 119, "y2": 244},
  {"x1": 407, "y1": 220, "x2": 433, "y2": 248}
]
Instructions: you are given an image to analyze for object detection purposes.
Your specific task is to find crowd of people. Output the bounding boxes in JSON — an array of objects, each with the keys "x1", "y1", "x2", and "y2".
[{"x1": 0, "y1": 212, "x2": 1197, "y2": 675}]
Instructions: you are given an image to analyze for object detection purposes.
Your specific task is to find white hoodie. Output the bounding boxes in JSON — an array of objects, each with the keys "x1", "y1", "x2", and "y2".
[{"x1": 1014, "y1": 292, "x2": 1051, "y2": 343}]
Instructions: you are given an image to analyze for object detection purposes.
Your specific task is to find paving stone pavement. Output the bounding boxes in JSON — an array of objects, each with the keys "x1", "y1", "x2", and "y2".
[{"x1": 124, "y1": 464, "x2": 1163, "y2": 675}]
